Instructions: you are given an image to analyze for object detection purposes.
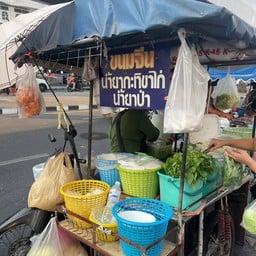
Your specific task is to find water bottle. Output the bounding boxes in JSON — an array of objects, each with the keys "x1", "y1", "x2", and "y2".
[{"x1": 101, "y1": 181, "x2": 121, "y2": 223}]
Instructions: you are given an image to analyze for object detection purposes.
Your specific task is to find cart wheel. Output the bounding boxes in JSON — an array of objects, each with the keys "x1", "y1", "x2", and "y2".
[
  {"x1": 203, "y1": 210, "x2": 235, "y2": 256},
  {"x1": 0, "y1": 223, "x2": 34, "y2": 255}
]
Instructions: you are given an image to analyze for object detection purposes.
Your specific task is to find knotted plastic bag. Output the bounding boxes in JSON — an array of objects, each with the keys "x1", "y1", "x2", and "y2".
[
  {"x1": 27, "y1": 217, "x2": 88, "y2": 256},
  {"x1": 16, "y1": 64, "x2": 46, "y2": 118},
  {"x1": 211, "y1": 70, "x2": 239, "y2": 110},
  {"x1": 164, "y1": 29, "x2": 209, "y2": 133},
  {"x1": 28, "y1": 152, "x2": 76, "y2": 211}
]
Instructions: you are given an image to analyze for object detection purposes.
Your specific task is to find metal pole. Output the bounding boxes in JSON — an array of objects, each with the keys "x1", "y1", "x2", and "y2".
[
  {"x1": 87, "y1": 81, "x2": 94, "y2": 179},
  {"x1": 197, "y1": 211, "x2": 204, "y2": 256},
  {"x1": 177, "y1": 133, "x2": 189, "y2": 256}
]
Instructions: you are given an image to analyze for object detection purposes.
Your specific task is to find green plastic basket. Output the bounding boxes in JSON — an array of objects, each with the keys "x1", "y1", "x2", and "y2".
[
  {"x1": 117, "y1": 165, "x2": 161, "y2": 198},
  {"x1": 222, "y1": 127, "x2": 252, "y2": 138}
]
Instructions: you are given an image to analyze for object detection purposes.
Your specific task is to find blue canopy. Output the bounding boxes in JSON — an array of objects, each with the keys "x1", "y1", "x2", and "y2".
[
  {"x1": 208, "y1": 65, "x2": 256, "y2": 81},
  {"x1": 11, "y1": 0, "x2": 256, "y2": 62}
]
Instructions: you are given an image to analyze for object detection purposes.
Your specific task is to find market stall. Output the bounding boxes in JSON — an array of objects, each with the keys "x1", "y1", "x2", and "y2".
[{"x1": 2, "y1": 0, "x2": 256, "y2": 255}]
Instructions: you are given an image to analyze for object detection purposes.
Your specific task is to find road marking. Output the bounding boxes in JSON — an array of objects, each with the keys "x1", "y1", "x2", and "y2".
[{"x1": 0, "y1": 153, "x2": 49, "y2": 166}]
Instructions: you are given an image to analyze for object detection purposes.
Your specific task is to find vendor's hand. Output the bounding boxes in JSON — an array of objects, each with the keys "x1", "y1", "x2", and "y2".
[
  {"x1": 225, "y1": 148, "x2": 251, "y2": 166},
  {"x1": 208, "y1": 139, "x2": 226, "y2": 152},
  {"x1": 221, "y1": 112, "x2": 233, "y2": 121}
]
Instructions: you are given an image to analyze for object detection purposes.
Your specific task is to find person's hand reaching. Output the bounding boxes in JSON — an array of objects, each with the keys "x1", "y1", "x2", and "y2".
[
  {"x1": 225, "y1": 148, "x2": 251, "y2": 166},
  {"x1": 208, "y1": 139, "x2": 226, "y2": 152}
]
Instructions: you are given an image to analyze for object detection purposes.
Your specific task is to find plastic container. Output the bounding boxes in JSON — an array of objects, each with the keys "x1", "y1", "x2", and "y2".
[
  {"x1": 95, "y1": 153, "x2": 133, "y2": 187},
  {"x1": 157, "y1": 170, "x2": 203, "y2": 210},
  {"x1": 222, "y1": 127, "x2": 252, "y2": 138},
  {"x1": 189, "y1": 114, "x2": 221, "y2": 145},
  {"x1": 112, "y1": 198, "x2": 173, "y2": 256},
  {"x1": 101, "y1": 181, "x2": 121, "y2": 223},
  {"x1": 117, "y1": 154, "x2": 162, "y2": 198},
  {"x1": 89, "y1": 206, "x2": 118, "y2": 242},
  {"x1": 32, "y1": 162, "x2": 45, "y2": 181},
  {"x1": 202, "y1": 157, "x2": 224, "y2": 196},
  {"x1": 145, "y1": 139, "x2": 173, "y2": 160}
]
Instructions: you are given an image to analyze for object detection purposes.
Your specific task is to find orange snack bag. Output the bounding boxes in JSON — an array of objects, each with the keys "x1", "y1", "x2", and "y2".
[{"x1": 16, "y1": 65, "x2": 45, "y2": 118}]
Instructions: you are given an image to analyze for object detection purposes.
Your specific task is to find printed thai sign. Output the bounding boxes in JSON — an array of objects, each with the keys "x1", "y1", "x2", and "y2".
[
  {"x1": 170, "y1": 42, "x2": 245, "y2": 64},
  {"x1": 99, "y1": 43, "x2": 171, "y2": 110}
]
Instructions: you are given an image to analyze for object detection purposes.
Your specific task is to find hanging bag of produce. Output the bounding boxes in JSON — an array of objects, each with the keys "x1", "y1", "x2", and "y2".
[
  {"x1": 211, "y1": 69, "x2": 240, "y2": 110},
  {"x1": 16, "y1": 64, "x2": 46, "y2": 118},
  {"x1": 27, "y1": 217, "x2": 88, "y2": 256},
  {"x1": 241, "y1": 199, "x2": 256, "y2": 235},
  {"x1": 28, "y1": 152, "x2": 76, "y2": 211},
  {"x1": 164, "y1": 28, "x2": 210, "y2": 133}
]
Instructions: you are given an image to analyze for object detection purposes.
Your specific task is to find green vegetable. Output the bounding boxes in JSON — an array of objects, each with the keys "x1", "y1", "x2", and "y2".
[
  {"x1": 223, "y1": 154, "x2": 244, "y2": 187},
  {"x1": 215, "y1": 93, "x2": 239, "y2": 109},
  {"x1": 164, "y1": 150, "x2": 216, "y2": 187},
  {"x1": 242, "y1": 202, "x2": 256, "y2": 234}
]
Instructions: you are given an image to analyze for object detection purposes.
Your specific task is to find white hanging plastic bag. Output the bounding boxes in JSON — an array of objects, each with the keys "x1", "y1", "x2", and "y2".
[
  {"x1": 211, "y1": 69, "x2": 239, "y2": 110},
  {"x1": 16, "y1": 64, "x2": 46, "y2": 118},
  {"x1": 164, "y1": 29, "x2": 210, "y2": 133},
  {"x1": 27, "y1": 217, "x2": 88, "y2": 256}
]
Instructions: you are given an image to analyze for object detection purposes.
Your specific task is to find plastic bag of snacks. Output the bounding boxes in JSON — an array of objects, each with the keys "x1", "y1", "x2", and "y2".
[{"x1": 16, "y1": 64, "x2": 45, "y2": 118}]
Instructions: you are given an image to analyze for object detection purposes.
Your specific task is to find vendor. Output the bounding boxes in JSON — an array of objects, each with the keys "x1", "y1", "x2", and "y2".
[
  {"x1": 208, "y1": 138, "x2": 256, "y2": 173},
  {"x1": 208, "y1": 99, "x2": 233, "y2": 120},
  {"x1": 108, "y1": 109, "x2": 160, "y2": 153}
]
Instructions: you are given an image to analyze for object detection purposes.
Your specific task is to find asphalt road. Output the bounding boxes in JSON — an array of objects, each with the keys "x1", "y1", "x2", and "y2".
[{"x1": 0, "y1": 107, "x2": 111, "y2": 222}]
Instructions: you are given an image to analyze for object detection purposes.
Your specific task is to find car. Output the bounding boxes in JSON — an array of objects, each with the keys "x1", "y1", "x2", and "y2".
[
  {"x1": 36, "y1": 78, "x2": 67, "y2": 92},
  {"x1": 36, "y1": 78, "x2": 49, "y2": 92}
]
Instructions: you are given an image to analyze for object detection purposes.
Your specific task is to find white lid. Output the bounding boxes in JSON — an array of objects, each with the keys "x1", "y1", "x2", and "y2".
[{"x1": 189, "y1": 114, "x2": 221, "y2": 144}]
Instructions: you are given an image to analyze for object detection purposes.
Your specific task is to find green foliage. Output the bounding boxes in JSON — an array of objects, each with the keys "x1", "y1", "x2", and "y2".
[
  {"x1": 164, "y1": 150, "x2": 216, "y2": 187},
  {"x1": 223, "y1": 154, "x2": 244, "y2": 187}
]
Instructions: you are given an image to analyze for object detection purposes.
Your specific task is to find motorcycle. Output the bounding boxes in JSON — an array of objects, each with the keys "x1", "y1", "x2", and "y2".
[{"x1": 0, "y1": 119, "x2": 86, "y2": 256}]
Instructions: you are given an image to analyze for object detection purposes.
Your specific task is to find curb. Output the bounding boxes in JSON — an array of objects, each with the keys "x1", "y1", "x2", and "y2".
[{"x1": 0, "y1": 105, "x2": 98, "y2": 115}]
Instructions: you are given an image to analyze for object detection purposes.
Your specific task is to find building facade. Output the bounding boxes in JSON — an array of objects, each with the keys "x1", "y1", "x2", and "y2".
[{"x1": 0, "y1": 0, "x2": 47, "y2": 24}]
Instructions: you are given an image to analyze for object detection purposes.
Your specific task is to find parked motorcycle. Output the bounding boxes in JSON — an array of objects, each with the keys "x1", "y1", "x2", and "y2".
[{"x1": 0, "y1": 119, "x2": 86, "y2": 255}]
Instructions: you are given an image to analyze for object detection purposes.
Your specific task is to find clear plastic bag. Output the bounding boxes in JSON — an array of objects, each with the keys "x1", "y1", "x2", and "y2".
[
  {"x1": 16, "y1": 64, "x2": 46, "y2": 118},
  {"x1": 27, "y1": 217, "x2": 88, "y2": 256},
  {"x1": 164, "y1": 29, "x2": 210, "y2": 133},
  {"x1": 211, "y1": 70, "x2": 239, "y2": 110},
  {"x1": 241, "y1": 199, "x2": 256, "y2": 235}
]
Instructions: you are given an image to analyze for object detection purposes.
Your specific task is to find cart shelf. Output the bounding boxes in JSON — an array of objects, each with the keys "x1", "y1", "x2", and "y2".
[{"x1": 58, "y1": 219, "x2": 176, "y2": 256}]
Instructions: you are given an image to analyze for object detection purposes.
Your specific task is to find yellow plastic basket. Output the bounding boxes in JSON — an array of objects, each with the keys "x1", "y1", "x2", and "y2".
[
  {"x1": 89, "y1": 206, "x2": 118, "y2": 242},
  {"x1": 60, "y1": 180, "x2": 110, "y2": 229},
  {"x1": 117, "y1": 166, "x2": 161, "y2": 198}
]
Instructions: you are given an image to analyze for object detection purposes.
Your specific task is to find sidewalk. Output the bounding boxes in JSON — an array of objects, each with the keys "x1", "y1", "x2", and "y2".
[{"x1": 0, "y1": 92, "x2": 96, "y2": 115}]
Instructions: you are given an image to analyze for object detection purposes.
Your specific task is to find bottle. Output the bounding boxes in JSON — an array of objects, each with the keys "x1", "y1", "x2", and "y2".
[{"x1": 101, "y1": 181, "x2": 121, "y2": 223}]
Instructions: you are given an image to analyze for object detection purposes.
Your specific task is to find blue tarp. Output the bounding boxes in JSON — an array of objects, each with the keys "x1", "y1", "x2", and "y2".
[
  {"x1": 208, "y1": 66, "x2": 256, "y2": 81},
  {"x1": 12, "y1": 0, "x2": 256, "y2": 59}
]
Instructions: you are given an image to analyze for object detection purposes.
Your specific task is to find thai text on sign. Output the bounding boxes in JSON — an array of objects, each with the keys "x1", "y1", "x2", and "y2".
[{"x1": 100, "y1": 43, "x2": 170, "y2": 110}]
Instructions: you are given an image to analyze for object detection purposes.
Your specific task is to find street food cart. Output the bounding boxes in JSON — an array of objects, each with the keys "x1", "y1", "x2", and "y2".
[{"x1": 2, "y1": 0, "x2": 256, "y2": 255}]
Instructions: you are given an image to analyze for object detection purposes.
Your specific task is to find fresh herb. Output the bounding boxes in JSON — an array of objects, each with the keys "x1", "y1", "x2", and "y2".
[
  {"x1": 164, "y1": 150, "x2": 216, "y2": 187},
  {"x1": 223, "y1": 154, "x2": 244, "y2": 187}
]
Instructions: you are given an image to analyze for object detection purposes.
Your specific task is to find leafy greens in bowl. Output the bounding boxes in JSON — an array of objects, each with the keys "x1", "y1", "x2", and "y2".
[{"x1": 164, "y1": 150, "x2": 216, "y2": 187}]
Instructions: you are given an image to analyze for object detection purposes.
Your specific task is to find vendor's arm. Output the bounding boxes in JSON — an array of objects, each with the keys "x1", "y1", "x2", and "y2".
[
  {"x1": 225, "y1": 148, "x2": 256, "y2": 173},
  {"x1": 208, "y1": 105, "x2": 233, "y2": 120},
  {"x1": 209, "y1": 138, "x2": 256, "y2": 152}
]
